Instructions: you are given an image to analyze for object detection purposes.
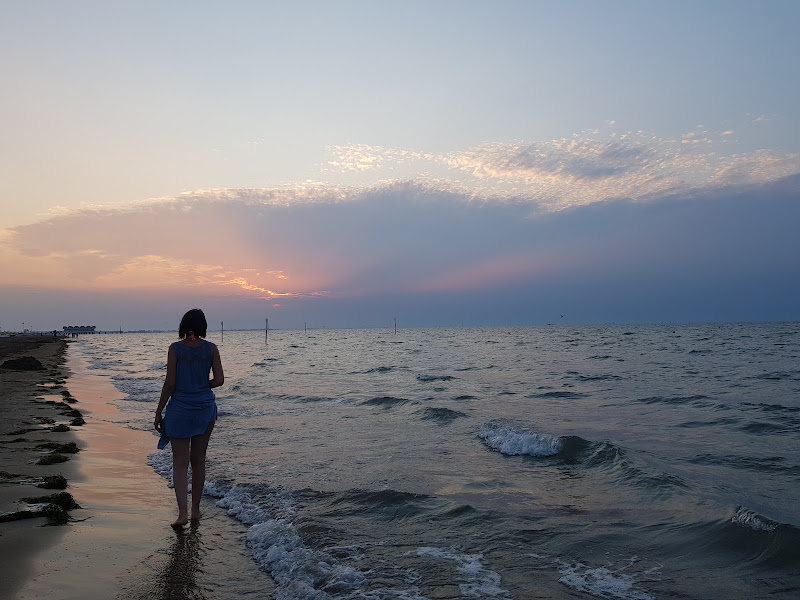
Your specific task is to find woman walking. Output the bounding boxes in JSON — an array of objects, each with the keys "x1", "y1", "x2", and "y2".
[{"x1": 154, "y1": 308, "x2": 224, "y2": 527}]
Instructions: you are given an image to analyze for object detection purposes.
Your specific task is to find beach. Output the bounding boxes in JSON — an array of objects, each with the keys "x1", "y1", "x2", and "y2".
[{"x1": 0, "y1": 336, "x2": 271, "y2": 599}]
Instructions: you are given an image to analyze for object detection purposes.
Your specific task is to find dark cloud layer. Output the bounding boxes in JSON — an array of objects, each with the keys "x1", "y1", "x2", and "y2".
[{"x1": 2, "y1": 175, "x2": 798, "y2": 329}]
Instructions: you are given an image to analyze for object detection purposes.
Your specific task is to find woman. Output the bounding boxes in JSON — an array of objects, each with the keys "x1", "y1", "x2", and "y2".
[{"x1": 154, "y1": 308, "x2": 224, "y2": 527}]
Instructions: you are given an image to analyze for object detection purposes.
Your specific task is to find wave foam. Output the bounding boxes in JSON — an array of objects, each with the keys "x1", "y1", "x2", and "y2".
[
  {"x1": 557, "y1": 562, "x2": 655, "y2": 600},
  {"x1": 215, "y1": 485, "x2": 367, "y2": 599},
  {"x1": 148, "y1": 452, "x2": 367, "y2": 600},
  {"x1": 247, "y1": 520, "x2": 366, "y2": 600},
  {"x1": 478, "y1": 423, "x2": 563, "y2": 457},
  {"x1": 147, "y1": 449, "x2": 173, "y2": 480},
  {"x1": 412, "y1": 547, "x2": 509, "y2": 598},
  {"x1": 731, "y1": 507, "x2": 778, "y2": 531},
  {"x1": 111, "y1": 375, "x2": 161, "y2": 402}
]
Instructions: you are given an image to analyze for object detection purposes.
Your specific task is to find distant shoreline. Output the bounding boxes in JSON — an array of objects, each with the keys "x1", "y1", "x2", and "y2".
[{"x1": 3, "y1": 319, "x2": 798, "y2": 337}]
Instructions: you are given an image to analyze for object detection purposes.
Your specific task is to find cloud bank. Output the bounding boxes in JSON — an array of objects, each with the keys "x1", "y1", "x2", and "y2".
[{"x1": 2, "y1": 129, "x2": 799, "y2": 329}]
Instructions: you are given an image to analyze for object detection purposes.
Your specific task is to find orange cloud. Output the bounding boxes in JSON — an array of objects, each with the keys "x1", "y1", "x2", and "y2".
[
  {"x1": 94, "y1": 255, "x2": 229, "y2": 289},
  {"x1": 217, "y1": 277, "x2": 326, "y2": 299}
]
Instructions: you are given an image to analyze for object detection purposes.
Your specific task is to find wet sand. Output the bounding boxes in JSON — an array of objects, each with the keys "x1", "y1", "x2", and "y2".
[
  {"x1": 1, "y1": 336, "x2": 274, "y2": 599},
  {"x1": 12, "y1": 347, "x2": 178, "y2": 599},
  {"x1": 0, "y1": 336, "x2": 74, "y2": 596}
]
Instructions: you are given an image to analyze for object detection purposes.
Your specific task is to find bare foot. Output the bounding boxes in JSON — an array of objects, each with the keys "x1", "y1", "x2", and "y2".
[
  {"x1": 171, "y1": 516, "x2": 189, "y2": 528},
  {"x1": 190, "y1": 511, "x2": 203, "y2": 527}
]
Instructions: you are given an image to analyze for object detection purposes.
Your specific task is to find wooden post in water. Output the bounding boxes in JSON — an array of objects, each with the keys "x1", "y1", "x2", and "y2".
[
  {"x1": 304, "y1": 321, "x2": 307, "y2": 334},
  {"x1": 221, "y1": 321, "x2": 224, "y2": 344},
  {"x1": 394, "y1": 317, "x2": 397, "y2": 335},
  {"x1": 265, "y1": 318, "x2": 269, "y2": 343}
]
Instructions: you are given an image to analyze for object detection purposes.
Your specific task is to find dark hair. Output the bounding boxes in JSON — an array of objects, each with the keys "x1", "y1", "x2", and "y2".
[{"x1": 178, "y1": 308, "x2": 207, "y2": 339}]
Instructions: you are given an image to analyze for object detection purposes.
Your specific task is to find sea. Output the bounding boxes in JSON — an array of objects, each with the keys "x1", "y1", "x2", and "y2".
[{"x1": 70, "y1": 323, "x2": 800, "y2": 600}]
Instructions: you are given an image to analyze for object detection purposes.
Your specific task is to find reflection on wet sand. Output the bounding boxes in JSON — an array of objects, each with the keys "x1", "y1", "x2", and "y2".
[
  {"x1": 157, "y1": 527, "x2": 205, "y2": 600},
  {"x1": 120, "y1": 526, "x2": 206, "y2": 600},
  {"x1": 118, "y1": 509, "x2": 277, "y2": 600}
]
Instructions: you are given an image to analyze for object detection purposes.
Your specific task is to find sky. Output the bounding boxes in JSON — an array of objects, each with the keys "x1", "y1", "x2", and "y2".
[{"x1": 1, "y1": 1, "x2": 799, "y2": 331}]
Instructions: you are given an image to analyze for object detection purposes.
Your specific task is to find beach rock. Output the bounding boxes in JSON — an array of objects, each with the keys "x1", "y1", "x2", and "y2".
[{"x1": 1, "y1": 356, "x2": 44, "y2": 371}]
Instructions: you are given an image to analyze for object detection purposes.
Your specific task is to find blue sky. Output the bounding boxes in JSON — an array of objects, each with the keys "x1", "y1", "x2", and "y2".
[{"x1": 1, "y1": 1, "x2": 798, "y2": 330}]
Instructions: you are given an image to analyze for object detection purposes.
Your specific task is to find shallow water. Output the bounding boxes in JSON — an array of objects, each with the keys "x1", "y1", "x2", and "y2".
[{"x1": 73, "y1": 323, "x2": 800, "y2": 599}]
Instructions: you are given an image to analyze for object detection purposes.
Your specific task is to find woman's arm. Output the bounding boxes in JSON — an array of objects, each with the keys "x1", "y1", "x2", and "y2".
[
  {"x1": 209, "y1": 343, "x2": 224, "y2": 389},
  {"x1": 154, "y1": 344, "x2": 177, "y2": 432}
]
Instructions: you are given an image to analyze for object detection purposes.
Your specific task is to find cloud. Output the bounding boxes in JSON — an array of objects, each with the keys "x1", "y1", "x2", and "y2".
[
  {"x1": 324, "y1": 144, "x2": 435, "y2": 173},
  {"x1": 1, "y1": 127, "x2": 799, "y2": 328},
  {"x1": 323, "y1": 129, "x2": 800, "y2": 212},
  {"x1": 447, "y1": 137, "x2": 656, "y2": 181},
  {"x1": 711, "y1": 150, "x2": 800, "y2": 185}
]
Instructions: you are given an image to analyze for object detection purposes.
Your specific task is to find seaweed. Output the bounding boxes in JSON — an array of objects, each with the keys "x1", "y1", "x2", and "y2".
[
  {"x1": 36, "y1": 453, "x2": 69, "y2": 465},
  {"x1": 38, "y1": 474, "x2": 68, "y2": 489},
  {"x1": 55, "y1": 442, "x2": 80, "y2": 454},
  {"x1": 0, "y1": 505, "x2": 72, "y2": 525},
  {"x1": 36, "y1": 442, "x2": 80, "y2": 453},
  {"x1": 0, "y1": 491, "x2": 80, "y2": 526},
  {"x1": 0, "y1": 510, "x2": 42, "y2": 523},
  {"x1": 21, "y1": 491, "x2": 80, "y2": 509},
  {"x1": 36, "y1": 442, "x2": 61, "y2": 450},
  {"x1": 42, "y1": 503, "x2": 69, "y2": 525},
  {"x1": 0, "y1": 356, "x2": 44, "y2": 371}
]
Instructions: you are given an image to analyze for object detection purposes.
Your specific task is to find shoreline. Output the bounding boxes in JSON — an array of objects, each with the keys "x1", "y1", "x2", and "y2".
[
  {"x1": 1, "y1": 337, "x2": 180, "y2": 599},
  {"x1": 2, "y1": 336, "x2": 274, "y2": 599}
]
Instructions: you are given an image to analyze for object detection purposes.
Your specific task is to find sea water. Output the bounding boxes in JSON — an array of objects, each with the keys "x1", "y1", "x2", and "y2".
[{"x1": 72, "y1": 323, "x2": 800, "y2": 599}]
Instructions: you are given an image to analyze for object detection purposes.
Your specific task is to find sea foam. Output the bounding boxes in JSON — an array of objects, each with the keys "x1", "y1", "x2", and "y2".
[
  {"x1": 412, "y1": 548, "x2": 509, "y2": 598},
  {"x1": 731, "y1": 507, "x2": 778, "y2": 531},
  {"x1": 478, "y1": 423, "x2": 563, "y2": 457},
  {"x1": 557, "y1": 562, "x2": 655, "y2": 600}
]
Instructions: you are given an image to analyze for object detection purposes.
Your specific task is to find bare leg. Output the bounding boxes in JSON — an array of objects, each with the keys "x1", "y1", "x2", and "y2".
[
  {"x1": 189, "y1": 420, "x2": 215, "y2": 523},
  {"x1": 171, "y1": 438, "x2": 190, "y2": 527}
]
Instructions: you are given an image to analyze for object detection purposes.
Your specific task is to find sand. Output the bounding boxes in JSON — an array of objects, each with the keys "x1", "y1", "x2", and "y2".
[
  {"x1": 0, "y1": 337, "x2": 273, "y2": 599},
  {"x1": 0, "y1": 336, "x2": 75, "y2": 595}
]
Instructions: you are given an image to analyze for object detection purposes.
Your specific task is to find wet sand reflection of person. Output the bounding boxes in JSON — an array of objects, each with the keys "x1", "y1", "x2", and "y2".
[{"x1": 158, "y1": 528, "x2": 204, "y2": 600}]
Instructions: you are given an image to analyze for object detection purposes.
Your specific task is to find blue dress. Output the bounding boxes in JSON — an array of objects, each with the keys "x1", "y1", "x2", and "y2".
[{"x1": 158, "y1": 340, "x2": 218, "y2": 449}]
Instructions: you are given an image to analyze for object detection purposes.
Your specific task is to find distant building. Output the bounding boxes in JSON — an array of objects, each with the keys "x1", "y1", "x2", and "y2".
[{"x1": 63, "y1": 325, "x2": 96, "y2": 335}]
